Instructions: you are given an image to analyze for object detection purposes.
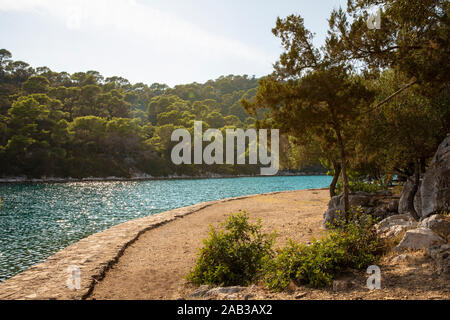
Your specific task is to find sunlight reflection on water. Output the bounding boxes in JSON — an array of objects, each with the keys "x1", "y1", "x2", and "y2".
[{"x1": 0, "y1": 175, "x2": 331, "y2": 281}]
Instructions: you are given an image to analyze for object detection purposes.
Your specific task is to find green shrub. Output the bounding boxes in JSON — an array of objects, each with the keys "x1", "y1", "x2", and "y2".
[
  {"x1": 336, "y1": 179, "x2": 387, "y2": 194},
  {"x1": 328, "y1": 208, "x2": 381, "y2": 268},
  {"x1": 263, "y1": 207, "x2": 381, "y2": 291},
  {"x1": 186, "y1": 211, "x2": 276, "y2": 286},
  {"x1": 262, "y1": 238, "x2": 342, "y2": 289}
]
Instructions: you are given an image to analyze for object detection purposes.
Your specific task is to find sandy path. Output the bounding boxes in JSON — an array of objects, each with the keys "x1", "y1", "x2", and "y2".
[
  {"x1": 88, "y1": 188, "x2": 450, "y2": 300},
  {"x1": 89, "y1": 189, "x2": 330, "y2": 300}
]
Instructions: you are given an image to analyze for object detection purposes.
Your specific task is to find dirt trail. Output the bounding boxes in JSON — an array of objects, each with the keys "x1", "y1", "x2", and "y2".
[
  {"x1": 89, "y1": 189, "x2": 450, "y2": 300},
  {"x1": 89, "y1": 189, "x2": 330, "y2": 299}
]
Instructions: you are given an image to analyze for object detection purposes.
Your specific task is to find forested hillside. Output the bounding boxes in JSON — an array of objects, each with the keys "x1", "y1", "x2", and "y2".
[
  {"x1": 0, "y1": 49, "x2": 282, "y2": 178},
  {"x1": 0, "y1": 49, "x2": 273, "y2": 178}
]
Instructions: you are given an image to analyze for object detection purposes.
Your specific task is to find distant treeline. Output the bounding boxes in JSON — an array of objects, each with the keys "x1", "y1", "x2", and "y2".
[{"x1": 0, "y1": 49, "x2": 282, "y2": 178}]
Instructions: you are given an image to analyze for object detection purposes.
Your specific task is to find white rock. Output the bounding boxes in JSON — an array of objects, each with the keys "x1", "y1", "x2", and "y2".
[
  {"x1": 419, "y1": 136, "x2": 450, "y2": 218},
  {"x1": 395, "y1": 228, "x2": 444, "y2": 251},
  {"x1": 189, "y1": 285, "x2": 210, "y2": 298},
  {"x1": 419, "y1": 214, "x2": 450, "y2": 238},
  {"x1": 385, "y1": 225, "x2": 414, "y2": 238},
  {"x1": 375, "y1": 214, "x2": 418, "y2": 237},
  {"x1": 428, "y1": 244, "x2": 450, "y2": 274},
  {"x1": 204, "y1": 286, "x2": 245, "y2": 297}
]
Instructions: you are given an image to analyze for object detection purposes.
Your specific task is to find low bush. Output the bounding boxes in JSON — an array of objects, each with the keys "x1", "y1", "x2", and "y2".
[
  {"x1": 336, "y1": 180, "x2": 388, "y2": 194},
  {"x1": 187, "y1": 207, "x2": 382, "y2": 291},
  {"x1": 263, "y1": 207, "x2": 382, "y2": 290},
  {"x1": 186, "y1": 211, "x2": 276, "y2": 286}
]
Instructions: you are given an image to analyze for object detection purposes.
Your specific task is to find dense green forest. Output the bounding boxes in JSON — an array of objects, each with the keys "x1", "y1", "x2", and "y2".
[{"x1": 0, "y1": 49, "x2": 279, "y2": 178}]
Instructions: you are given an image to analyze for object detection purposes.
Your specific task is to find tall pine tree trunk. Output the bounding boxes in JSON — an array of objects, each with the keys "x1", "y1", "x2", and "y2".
[
  {"x1": 329, "y1": 160, "x2": 341, "y2": 198},
  {"x1": 336, "y1": 130, "x2": 349, "y2": 215},
  {"x1": 408, "y1": 159, "x2": 421, "y2": 221}
]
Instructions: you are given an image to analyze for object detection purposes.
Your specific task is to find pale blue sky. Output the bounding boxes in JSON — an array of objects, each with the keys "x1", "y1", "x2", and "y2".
[{"x1": 0, "y1": 0, "x2": 346, "y2": 86}]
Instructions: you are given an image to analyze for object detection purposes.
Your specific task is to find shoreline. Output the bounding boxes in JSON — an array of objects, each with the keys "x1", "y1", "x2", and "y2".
[
  {"x1": 0, "y1": 172, "x2": 327, "y2": 184},
  {"x1": 2, "y1": 188, "x2": 447, "y2": 300},
  {"x1": 0, "y1": 188, "x2": 327, "y2": 300}
]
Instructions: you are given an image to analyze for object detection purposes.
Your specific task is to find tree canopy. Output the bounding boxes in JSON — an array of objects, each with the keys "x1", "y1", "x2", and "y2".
[
  {"x1": 0, "y1": 49, "x2": 267, "y2": 178},
  {"x1": 243, "y1": 0, "x2": 449, "y2": 217}
]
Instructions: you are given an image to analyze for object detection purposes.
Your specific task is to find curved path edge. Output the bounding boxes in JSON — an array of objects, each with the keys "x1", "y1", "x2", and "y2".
[{"x1": 0, "y1": 190, "x2": 307, "y2": 300}]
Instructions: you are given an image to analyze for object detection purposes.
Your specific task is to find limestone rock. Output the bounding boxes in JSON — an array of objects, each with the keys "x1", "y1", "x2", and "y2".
[
  {"x1": 295, "y1": 292, "x2": 307, "y2": 299},
  {"x1": 375, "y1": 214, "x2": 418, "y2": 238},
  {"x1": 385, "y1": 225, "x2": 415, "y2": 238},
  {"x1": 323, "y1": 195, "x2": 345, "y2": 227},
  {"x1": 324, "y1": 191, "x2": 400, "y2": 228},
  {"x1": 204, "y1": 286, "x2": 245, "y2": 298},
  {"x1": 419, "y1": 136, "x2": 450, "y2": 218},
  {"x1": 348, "y1": 192, "x2": 373, "y2": 207},
  {"x1": 189, "y1": 285, "x2": 210, "y2": 298},
  {"x1": 419, "y1": 214, "x2": 450, "y2": 238},
  {"x1": 395, "y1": 228, "x2": 444, "y2": 251},
  {"x1": 428, "y1": 244, "x2": 450, "y2": 274}
]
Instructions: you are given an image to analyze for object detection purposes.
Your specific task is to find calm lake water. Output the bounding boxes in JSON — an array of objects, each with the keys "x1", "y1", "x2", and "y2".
[{"x1": 0, "y1": 175, "x2": 331, "y2": 281}]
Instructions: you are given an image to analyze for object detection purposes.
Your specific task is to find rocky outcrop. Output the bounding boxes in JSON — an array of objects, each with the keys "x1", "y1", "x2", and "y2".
[
  {"x1": 189, "y1": 286, "x2": 247, "y2": 299},
  {"x1": 428, "y1": 244, "x2": 450, "y2": 274},
  {"x1": 375, "y1": 214, "x2": 418, "y2": 238},
  {"x1": 419, "y1": 214, "x2": 450, "y2": 241},
  {"x1": 397, "y1": 137, "x2": 450, "y2": 219},
  {"x1": 377, "y1": 213, "x2": 449, "y2": 249},
  {"x1": 323, "y1": 191, "x2": 399, "y2": 227},
  {"x1": 204, "y1": 286, "x2": 245, "y2": 298},
  {"x1": 419, "y1": 136, "x2": 450, "y2": 218},
  {"x1": 394, "y1": 228, "x2": 444, "y2": 251},
  {"x1": 189, "y1": 285, "x2": 211, "y2": 298}
]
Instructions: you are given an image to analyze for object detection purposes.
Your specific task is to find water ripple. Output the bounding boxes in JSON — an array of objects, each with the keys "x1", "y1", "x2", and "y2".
[{"x1": 0, "y1": 175, "x2": 331, "y2": 281}]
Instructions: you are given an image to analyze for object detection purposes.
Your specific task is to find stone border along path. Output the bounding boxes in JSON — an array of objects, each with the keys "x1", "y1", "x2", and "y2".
[{"x1": 0, "y1": 190, "x2": 295, "y2": 300}]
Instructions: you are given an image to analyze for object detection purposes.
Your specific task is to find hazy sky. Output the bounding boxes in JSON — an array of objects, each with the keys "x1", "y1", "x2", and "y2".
[{"x1": 0, "y1": 0, "x2": 347, "y2": 86}]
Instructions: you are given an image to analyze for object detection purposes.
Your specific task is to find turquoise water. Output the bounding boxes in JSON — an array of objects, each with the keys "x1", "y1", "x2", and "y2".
[{"x1": 0, "y1": 175, "x2": 331, "y2": 281}]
